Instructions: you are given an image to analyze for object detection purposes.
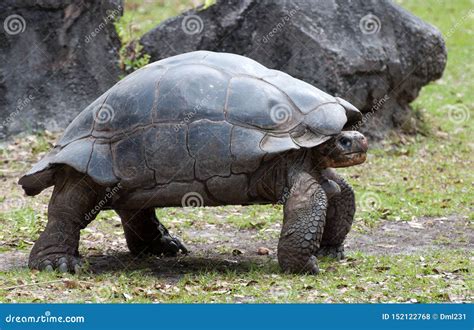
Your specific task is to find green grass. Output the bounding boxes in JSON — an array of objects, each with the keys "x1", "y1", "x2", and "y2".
[
  {"x1": 0, "y1": 250, "x2": 471, "y2": 303},
  {"x1": 0, "y1": 207, "x2": 46, "y2": 252},
  {"x1": 156, "y1": 205, "x2": 282, "y2": 230},
  {"x1": 114, "y1": 1, "x2": 198, "y2": 73},
  {"x1": 115, "y1": 0, "x2": 198, "y2": 43},
  {"x1": 0, "y1": 0, "x2": 472, "y2": 303}
]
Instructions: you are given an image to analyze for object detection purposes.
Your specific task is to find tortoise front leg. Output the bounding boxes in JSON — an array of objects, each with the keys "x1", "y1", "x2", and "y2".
[
  {"x1": 116, "y1": 208, "x2": 188, "y2": 257},
  {"x1": 278, "y1": 171, "x2": 327, "y2": 274},
  {"x1": 315, "y1": 169, "x2": 355, "y2": 260},
  {"x1": 29, "y1": 167, "x2": 104, "y2": 273}
]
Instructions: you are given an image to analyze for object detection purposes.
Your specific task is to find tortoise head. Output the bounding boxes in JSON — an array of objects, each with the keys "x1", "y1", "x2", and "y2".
[{"x1": 313, "y1": 131, "x2": 368, "y2": 168}]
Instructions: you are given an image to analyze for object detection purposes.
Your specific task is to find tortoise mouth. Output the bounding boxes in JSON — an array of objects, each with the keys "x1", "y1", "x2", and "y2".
[
  {"x1": 342, "y1": 151, "x2": 365, "y2": 156},
  {"x1": 326, "y1": 151, "x2": 367, "y2": 168},
  {"x1": 346, "y1": 152, "x2": 367, "y2": 164}
]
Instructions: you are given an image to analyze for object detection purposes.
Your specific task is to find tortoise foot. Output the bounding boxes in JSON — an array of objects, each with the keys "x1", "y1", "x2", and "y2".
[
  {"x1": 29, "y1": 253, "x2": 83, "y2": 274},
  {"x1": 150, "y1": 234, "x2": 188, "y2": 257},
  {"x1": 280, "y1": 255, "x2": 320, "y2": 275},
  {"x1": 117, "y1": 208, "x2": 188, "y2": 258},
  {"x1": 302, "y1": 255, "x2": 320, "y2": 275},
  {"x1": 315, "y1": 245, "x2": 345, "y2": 260}
]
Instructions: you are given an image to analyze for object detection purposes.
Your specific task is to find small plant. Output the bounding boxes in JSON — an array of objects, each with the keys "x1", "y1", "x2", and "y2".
[
  {"x1": 118, "y1": 40, "x2": 151, "y2": 74},
  {"x1": 202, "y1": 0, "x2": 216, "y2": 10},
  {"x1": 30, "y1": 133, "x2": 54, "y2": 156},
  {"x1": 114, "y1": 16, "x2": 150, "y2": 75}
]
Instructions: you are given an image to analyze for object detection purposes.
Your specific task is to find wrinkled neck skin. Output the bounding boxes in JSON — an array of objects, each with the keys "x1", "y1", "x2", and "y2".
[{"x1": 250, "y1": 150, "x2": 325, "y2": 203}]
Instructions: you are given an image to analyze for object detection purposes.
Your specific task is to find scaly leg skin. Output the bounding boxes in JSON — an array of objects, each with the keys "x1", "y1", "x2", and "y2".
[
  {"x1": 278, "y1": 171, "x2": 327, "y2": 274},
  {"x1": 116, "y1": 208, "x2": 187, "y2": 257},
  {"x1": 315, "y1": 169, "x2": 355, "y2": 260},
  {"x1": 28, "y1": 167, "x2": 104, "y2": 273}
]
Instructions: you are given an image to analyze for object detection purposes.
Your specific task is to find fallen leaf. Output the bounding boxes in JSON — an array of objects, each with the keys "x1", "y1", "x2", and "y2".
[
  {"x1": 355, "y1": 286, "x2": 366, "y2": 292},
  {"x1": 63, "y1": 279, "x2": 79, "y2": 289},
  {"x1": 257, "y1": 247, "x2": 270, "y2": 255},
  {"x1": 325, "y1": 266, "x2": 337, "y2": 273}
]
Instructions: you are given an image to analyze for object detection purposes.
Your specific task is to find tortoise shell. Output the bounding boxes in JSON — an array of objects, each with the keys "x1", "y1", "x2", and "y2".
[{"x1": 19, "y1": 51, "x2": 361, "y2": 191}]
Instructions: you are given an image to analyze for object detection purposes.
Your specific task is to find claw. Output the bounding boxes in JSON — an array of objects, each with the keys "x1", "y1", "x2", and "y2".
[
  {"x1": 315, "y1": 245, "x2": 345, "y2": 260},
  {"x1": 58, "y1": 263, "x2": 68, "y2": 272},
  {"x1": 39, "y1": 260, "x2": 53, "y2": 271},
  {"x1": 31, "y1": 255, "x2": 83, "y2": 273},
  {"x1": 58, "y1": 263, "x2": 68, "y2": 273},
  {"x1": 171, "y1": 237, "x2": 189, "y2": 255},
  {"x1": 56, "y1": 257, "x2": 69, "y2": 273},
  {"x1": 73, "y1": 264, "x2": 82, "y2": 274},
  {"x1": 163, "y1": 240, "x2": 179, "y2": 257},
  {"x1": 179, "y1": 244, "x2": 189, "y2": 254},
  {"x1": 305, "y1": 256, "x2": 320, "y2": 275},
  {"x1": 169, "y1": 240, "x2": 179, "y2": 251}
]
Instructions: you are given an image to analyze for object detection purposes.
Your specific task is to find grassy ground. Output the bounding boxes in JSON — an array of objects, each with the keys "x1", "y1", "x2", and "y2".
[
  {"x1": 0, "y1": 251, "x2": 470, "y2": 303},
  {"x1": 0, "y1": 0, "x2": 472, "y2": 302},
  {"x1": 115, "y1": 0, "x2": 201, "y2": 43}
]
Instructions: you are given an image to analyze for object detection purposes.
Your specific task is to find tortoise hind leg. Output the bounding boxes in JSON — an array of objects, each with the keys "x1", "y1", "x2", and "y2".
[
  {"x1": 115, "y1": 208, "x2": 187, "y2": 257},
  {"x1": 315, "y1": 169, "x2": 355, "y2": 260},
  {"x1": 29, "y1": 167, "x2": 104, "y2": 273}
]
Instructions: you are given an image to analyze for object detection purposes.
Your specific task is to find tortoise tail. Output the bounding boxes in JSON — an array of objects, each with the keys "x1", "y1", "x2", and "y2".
[{"x1": 18, "y1": 167, "x2": 56, "y2": 196}]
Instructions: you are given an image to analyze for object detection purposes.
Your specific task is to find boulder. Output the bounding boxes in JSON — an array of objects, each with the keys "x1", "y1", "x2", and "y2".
[
  {"x1": 0, "y1": 0, "x2": 123, "y2": 139},
  {"x1": 140, "y1": 0, "x2": 447, "y2": 138}
]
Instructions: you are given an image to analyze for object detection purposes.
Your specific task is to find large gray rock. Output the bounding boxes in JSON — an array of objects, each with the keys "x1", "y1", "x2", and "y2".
[
  {"x1": 0, "y1": 0, "x2": 123, "y2": 139},
  {"x1": 140, "y1": 0, "x2": 447, "y2": 138}
]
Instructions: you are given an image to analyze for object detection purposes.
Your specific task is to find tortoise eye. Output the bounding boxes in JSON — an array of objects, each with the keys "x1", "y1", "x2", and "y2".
[{"x1": 339, "y1": 137, "x2": 352, "y2": 148}]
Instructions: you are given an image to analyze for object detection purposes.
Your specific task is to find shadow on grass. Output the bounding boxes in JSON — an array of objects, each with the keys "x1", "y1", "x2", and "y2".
[{"x1": 86, "y1": 252, "x2": 278, "y2": 277}]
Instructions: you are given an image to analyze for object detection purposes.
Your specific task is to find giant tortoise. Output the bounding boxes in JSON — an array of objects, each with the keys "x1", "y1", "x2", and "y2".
[{"x1": 19, "y1": 51, "x2": 368, "y2": 274}]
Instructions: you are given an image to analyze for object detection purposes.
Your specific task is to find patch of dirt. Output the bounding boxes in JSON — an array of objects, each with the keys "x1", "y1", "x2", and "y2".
[
  {"x1": 0, "y1": 215, "x2": 471, "y2": 274},
  {"x1": 0, "y1": 251, "x2": 28, "y2": 272},
  {"x1": 347, "y1": 215, "x2": 472, "y2": 254}
]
